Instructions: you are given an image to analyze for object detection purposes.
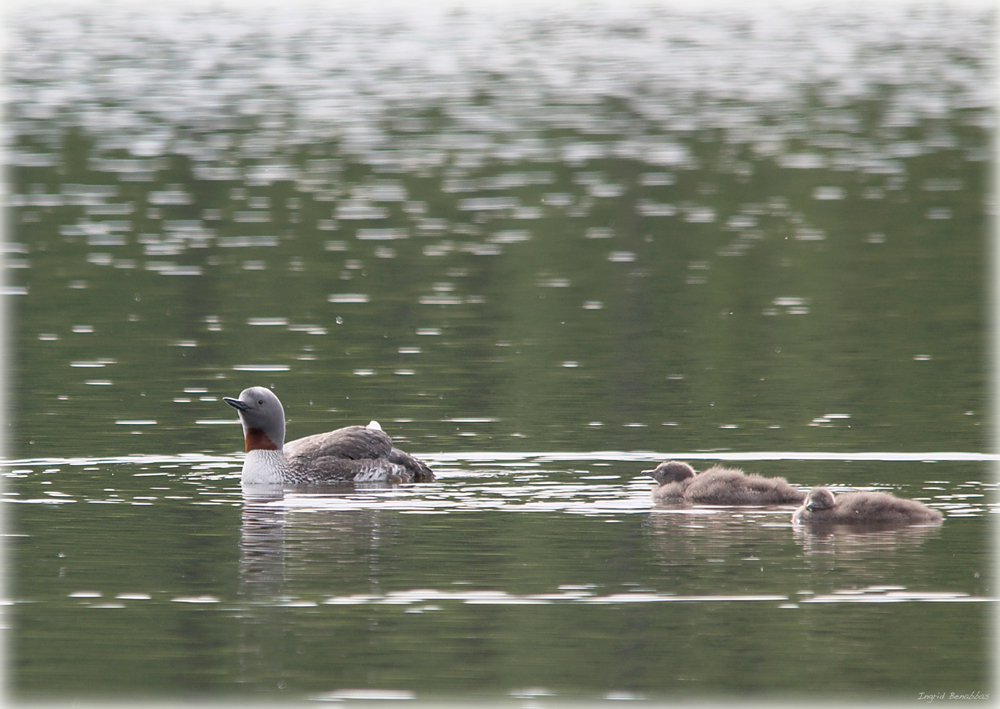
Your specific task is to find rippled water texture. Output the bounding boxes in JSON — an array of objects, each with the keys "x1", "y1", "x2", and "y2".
[{"x1": 3, "y1": 0, "x2": 995, "y2": 702}]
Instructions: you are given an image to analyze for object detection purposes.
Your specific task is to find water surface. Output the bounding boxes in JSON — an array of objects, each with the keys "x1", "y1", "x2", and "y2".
[{"x1": 3, "y1": 1, "x2": 994, "y2": 702}]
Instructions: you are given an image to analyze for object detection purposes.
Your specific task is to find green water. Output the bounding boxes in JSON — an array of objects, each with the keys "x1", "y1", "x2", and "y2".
[{"x1": 3, "y1": 2, "x2": 994, "y2": 702}]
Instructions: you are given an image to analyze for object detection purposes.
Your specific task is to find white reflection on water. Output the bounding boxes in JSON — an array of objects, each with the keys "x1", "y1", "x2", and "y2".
[
  {"x1": 247, "y1": 479, "x2": 657, "y2": 516},
  {"x1": 1, "y1": 449, "x2": 995, "y2": 513},
  {"x1": 801, "y1": 588, "x2": 990, "y2": 604},
  {"x1": 316, "y1": 587, "x2": 791, "y2": 606},
  {"x1": 8, "y1": 450, "x2": 996, "y2": 470},
  {"x1": 7, "y1": 447, "x2": 960, "y2": 501},
  {"x1": 431, "y1": 451, "x2": 1000, "y2": 463}
]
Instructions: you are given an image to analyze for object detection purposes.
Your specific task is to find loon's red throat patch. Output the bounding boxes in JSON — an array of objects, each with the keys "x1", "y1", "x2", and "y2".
[{"x1": 245, "y1": 427, "x2": 278, "y2": 452}]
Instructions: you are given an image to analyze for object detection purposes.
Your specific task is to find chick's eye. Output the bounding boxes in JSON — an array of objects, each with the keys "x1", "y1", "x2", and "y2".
[{"x1": 257, "y1": 400, "x2": 264, "y2": 405}]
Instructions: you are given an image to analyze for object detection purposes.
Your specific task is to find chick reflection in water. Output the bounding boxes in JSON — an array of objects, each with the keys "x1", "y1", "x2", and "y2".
[
  {"x1": 643, "y1": 461, "x2": 805, "y2": 505},
  {"x1": 792, "y1": 486, "x2": 943, "y2": 528}
]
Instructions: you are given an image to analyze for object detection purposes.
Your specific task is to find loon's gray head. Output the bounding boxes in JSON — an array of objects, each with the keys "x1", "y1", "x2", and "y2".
[{"x1": 224, "y1": 386, "x2": 286, "y2": 451}]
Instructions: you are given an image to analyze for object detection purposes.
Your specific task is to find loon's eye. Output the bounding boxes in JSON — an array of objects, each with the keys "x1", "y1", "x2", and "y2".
[{"x1": 258, "y1": 400, "x2": 264, "y2": 405}]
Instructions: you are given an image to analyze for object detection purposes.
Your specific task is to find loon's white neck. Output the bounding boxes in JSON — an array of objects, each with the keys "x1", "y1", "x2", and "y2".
[{"x1": 241, "y1": 449, "x2": 288, "y2": 485}]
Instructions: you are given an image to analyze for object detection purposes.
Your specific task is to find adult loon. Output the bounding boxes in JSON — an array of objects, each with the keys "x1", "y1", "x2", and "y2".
[{"x1": 224, "y1": 386, "x2": 434, "y2": 485}]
